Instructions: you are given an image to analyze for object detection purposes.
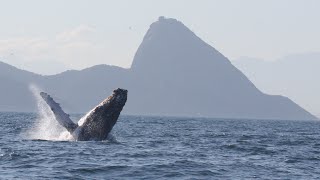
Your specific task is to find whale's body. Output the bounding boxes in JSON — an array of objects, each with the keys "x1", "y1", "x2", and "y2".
[{"x1": 40, "y1": 88, "x2": 127, "y2": 141}]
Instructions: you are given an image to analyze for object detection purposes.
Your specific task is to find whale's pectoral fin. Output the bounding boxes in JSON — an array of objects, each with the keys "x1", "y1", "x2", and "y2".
[{"x1": 40, "y1": 92, "x2": 78, "y2": 133}]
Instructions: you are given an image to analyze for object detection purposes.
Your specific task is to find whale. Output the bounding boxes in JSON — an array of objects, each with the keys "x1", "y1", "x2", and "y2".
[{"x1": 40, "y1": 88, "x2": 127, "y2": 141}]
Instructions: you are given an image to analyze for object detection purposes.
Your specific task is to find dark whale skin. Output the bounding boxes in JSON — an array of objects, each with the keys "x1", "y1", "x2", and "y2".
[
  {"x1": 40, "y1": 88, "x2": 127, "y2": 141},
  {"x1": 76, "y1": 88, "x2": 127, "y2": 141}
]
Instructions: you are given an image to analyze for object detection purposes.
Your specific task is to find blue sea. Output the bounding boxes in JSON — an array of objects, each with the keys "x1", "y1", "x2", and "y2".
[{"x1": 0, "y1": 112, "x2": 320, "y2": 179}]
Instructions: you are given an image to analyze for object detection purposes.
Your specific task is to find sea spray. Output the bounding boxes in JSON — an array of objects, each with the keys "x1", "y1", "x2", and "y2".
[
  {"x1": 26, "y1": 84, "x2": 73, "y2": 141},
  {"x1": 24, "y1": 85, "x2": 117, "y2": 141}
]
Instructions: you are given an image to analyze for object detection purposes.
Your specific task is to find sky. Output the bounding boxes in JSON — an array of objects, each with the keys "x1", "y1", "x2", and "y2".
[{"x1": 0, "y1": 0, "x2": 319, "y2": 74}]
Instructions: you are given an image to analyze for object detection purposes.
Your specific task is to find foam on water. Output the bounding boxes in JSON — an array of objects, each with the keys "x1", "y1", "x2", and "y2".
[{"x1": 25, "y1": 84, "x2": 73, "y2": 141}]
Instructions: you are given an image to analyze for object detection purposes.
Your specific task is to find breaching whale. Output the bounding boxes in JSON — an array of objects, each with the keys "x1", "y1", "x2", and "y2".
[{"x1": 40, "y1": 88, "x2": 127, "y2": 141}]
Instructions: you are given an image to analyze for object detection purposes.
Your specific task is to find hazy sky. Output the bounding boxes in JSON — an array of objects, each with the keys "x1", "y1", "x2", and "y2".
[{"x1": 0, "y1": 0, "x2": 319, "y2": 74}]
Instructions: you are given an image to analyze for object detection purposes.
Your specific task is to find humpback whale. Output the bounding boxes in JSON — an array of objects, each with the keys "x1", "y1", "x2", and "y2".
[{"x1": 40, "y1": 88, "x2": 127, "y2": 141}]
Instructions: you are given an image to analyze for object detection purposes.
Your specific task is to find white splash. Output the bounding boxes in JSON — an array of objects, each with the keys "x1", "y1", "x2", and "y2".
[{"x1": 26, "y1": 84, "x2": 74, "y2": 141}]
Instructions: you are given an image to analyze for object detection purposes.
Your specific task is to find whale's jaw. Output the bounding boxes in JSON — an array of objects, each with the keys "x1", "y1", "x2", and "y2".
[{"x1": 40, "y1": 88, "x2": 128, "y2": 141}]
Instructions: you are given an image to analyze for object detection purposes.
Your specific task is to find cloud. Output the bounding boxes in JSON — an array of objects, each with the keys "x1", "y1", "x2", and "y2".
[
  {"x1": 0, "y1": 37, "x2": 51, "y2": 63},
  {"x1": 0, "y1": 25, "x2": 110, "y2": 74},
  {"x1": 56, "y1": 25, "x2": 96, "y2": 43}
]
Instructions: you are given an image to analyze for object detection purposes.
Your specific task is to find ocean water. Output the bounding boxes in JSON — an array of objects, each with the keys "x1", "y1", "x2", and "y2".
[{"x1": 0, "y1": 112, "x2": 320, "y2": 179}]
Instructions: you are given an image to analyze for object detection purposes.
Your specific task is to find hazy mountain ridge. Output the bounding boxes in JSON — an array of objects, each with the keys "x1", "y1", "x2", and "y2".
[
  {"x1": 232, "y1": 54, "x2": 320, "y2": 117},
  {"x1": 0, "y1": 17, "x2": 316, "y2": 120}
]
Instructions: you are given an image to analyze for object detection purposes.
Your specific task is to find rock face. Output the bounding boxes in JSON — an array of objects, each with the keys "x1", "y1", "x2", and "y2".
[
  {"x1": 0, "y1": 17, "x2": 317, "y2": 120},
  {"x1": 232, "y1": 54, "x2": 320, "y2": 118},
  {"x1": 126, "y1": 17, "x2": 316, "y2": 120}
]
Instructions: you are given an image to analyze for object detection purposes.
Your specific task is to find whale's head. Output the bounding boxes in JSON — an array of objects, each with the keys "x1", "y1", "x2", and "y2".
[
  {"x1": 111, "y1": 88, "x2": 128, "y2": 107},
  {"x1": 94, "y1": 88, "x2": 128, "y2": 116}
]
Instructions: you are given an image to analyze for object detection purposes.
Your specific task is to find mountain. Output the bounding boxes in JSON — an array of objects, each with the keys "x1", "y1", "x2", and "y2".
[
  {"x1": 0, "y1": 61, "x2": 41, "y2": 112},
  {"x1": 232, "y1": 53, "x2": 320, "y2": 118},
  {"x1": 0, "y1": 17, "x2": 316, "y2": 120}
]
